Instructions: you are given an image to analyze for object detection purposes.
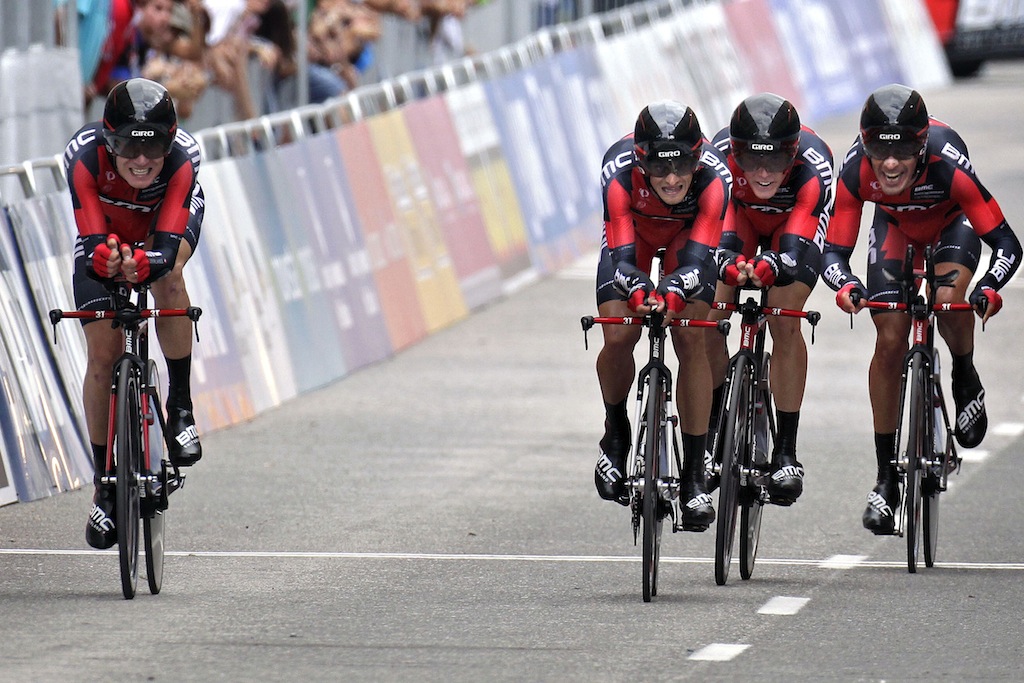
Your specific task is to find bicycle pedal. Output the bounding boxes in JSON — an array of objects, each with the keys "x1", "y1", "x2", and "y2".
[{"x1": 677, "y1": 522, "x2": 709, "y2": 533}]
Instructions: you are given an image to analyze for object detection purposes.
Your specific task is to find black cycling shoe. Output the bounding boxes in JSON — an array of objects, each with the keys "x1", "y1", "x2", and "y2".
[
  {"x1": 595, "y1": 420, "x2": 630, "y2": 506},
  {"x1": 952, "y1": 366, "x2": 987, "y2": 449},
  {"x1": 86, "y1": 485, "x2": 117, "y2": 549},
  {"x1": 167, "y1": 408, "x2": 202, "y2": 466},
  {"x1": 679, "y1": 477, "x2": 715, "y2": 531},
  {"x1": 862, "y1": 478, "x2": 899, "y2": 535},
  {"x1": 767, "y1": 453, "x2": 804, "y2": 506}
]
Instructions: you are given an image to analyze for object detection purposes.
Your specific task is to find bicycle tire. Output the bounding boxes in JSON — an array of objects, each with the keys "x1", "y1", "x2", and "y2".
[
  {"x1": 642, "y1": 368, "x2": 664, "y2": 602},
  {"x1": 740, "y1": 355, "x2": 771, "y2": 581},
  {"x1": 904, "y1": 355, "x2": 928, "y2": 574},
  {"x1": 923, "y1": 383, "x2": 945, "y2": 568},
  {"x1": 144, "y1": 360, "x2": 165, "y2": 594},
  {"x1": 115, "y1": 359, "x2": 143, "y2": 599},
  {"x1": 715, "y1": 356, "x2": 750, "y2": 586}
]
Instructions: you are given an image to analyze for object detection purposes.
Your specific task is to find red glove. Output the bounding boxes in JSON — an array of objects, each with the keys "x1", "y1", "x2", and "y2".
[
  {"x1": 130, "y1": 248, "x2": 151, "y2": 282},
  {"x1": 720, "y1": 256, "x2": 746, "y2": 286},
  {"x1": 750, "y1": 255, "x2": 778, "y2": 288},
  {"x1": 836, "y1": 281, "x2": 865, "y2": 309},
  {"x1": 663, "y1": 291, "x2": 686, "y2": 313},
  {"x1": 90, "y1": 234, "x2": 119, "y2": 279},
  {"x1": 969, "y1": 286, "x2": 1002, "y2": 317}
]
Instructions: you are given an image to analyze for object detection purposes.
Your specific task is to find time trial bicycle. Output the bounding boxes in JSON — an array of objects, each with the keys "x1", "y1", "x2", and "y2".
[
  {"x1": 709, "y1": 285, "x2": 819, "y2": 585},
  {"x1": 850, "y1": 244, "x2": 971, "y2": 572},
  {"x1": 50, "y1": 282, "x2": 202, "y2": 598},
  {"x1": 582, "y1": 301, "x2": 728, "y2": 602}
]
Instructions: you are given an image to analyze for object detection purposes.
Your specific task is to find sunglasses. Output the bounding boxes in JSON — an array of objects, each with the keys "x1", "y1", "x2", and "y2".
[
  {"x1": 106, "y1": 134, "x2": 172, "y2": 160},
  {"x1": 734, "y1": 150, "x2": 794, "y2": 173},
  {"x1": 640, "y1": 154, "x2": 697, "y2": 178},
  {"x1": 862, "y1": 137, "x2": 925, "y2": 161}
]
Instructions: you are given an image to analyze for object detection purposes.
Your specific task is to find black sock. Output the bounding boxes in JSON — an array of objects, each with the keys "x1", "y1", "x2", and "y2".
[
  {"x1": 874, "y1": 432, "x2": 897, "y2": 480},
  {"x1": 604, "y1": 399, "x2": 628, "y2": 431},
  {"x1": 91, "y1": 443, "x2": 106, "y2": 486},
  {"x1": 165, "y1": 355, "x2": 193, "y2": 412},
  {"x1": 951, "y1": 351, "x2": 974, "y2": 380},
  {"x1": 774, "y1": 410, "x2": 800, "y2": 461},
  {"x1": 682, "y1": 432, "x2": 708, "y2": 479}
]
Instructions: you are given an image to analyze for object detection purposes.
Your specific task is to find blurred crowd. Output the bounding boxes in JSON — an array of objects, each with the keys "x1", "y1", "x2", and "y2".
[{"x1": 68, "y1": 0, "x2": 488, "y2": 124}]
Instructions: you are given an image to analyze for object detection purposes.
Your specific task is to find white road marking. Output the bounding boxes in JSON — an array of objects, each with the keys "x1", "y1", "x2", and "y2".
[
  {"x1": 689, "y1": 643, "x2": 750, "y2": 661},
  {"x1": 819, "y1": 554, "x2": 867, "y2": 569},
  {"x1": 758, "y1": 596, "x2": 810, "y2": 615},
  {"x1": 960, "y1": 448, "x2": 989, "y2": 463},
  {"x1": 3, "y1": 549, "x2": 1024, "y2": 570},
  {"x1": 992, "y1": 422, "x2": 1024, "y2": 437}
]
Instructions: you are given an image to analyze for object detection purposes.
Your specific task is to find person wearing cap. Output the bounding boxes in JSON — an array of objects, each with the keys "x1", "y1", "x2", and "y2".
[
  {"x1": 821, "y1": 83, "x2": 1022, "y2": 534},
  {"x1": 64, "y1": 78, "x2": 205, "y2": 550},
  {"x1": 707, "y1": 93, "x2": 835, "y2": 506},
  {"x1": 592, "y1": 100, "x2": 731, "y2": 530}
]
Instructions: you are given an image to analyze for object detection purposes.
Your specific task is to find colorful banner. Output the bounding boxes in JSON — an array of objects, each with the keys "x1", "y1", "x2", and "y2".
[
  {"x1": 335, "y1": 122, "x2": 428, "y2": 351},
  {"x1": 366, "y1": 110, "x2": 468, "y2": 333},
  {"x1": 402, "y1": 97, "x2": 503, "y2": 311},
  {"x1": 443, "y1": 83, "x2": 533, "y2": 285}
]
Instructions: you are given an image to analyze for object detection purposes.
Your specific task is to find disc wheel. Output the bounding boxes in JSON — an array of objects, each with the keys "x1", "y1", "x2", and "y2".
[
  {"x1": 115, "y1": 360, "x2": 143, "y2": 599},
  {"x1": 641, "y1": 368, "x2": 664, "y2": 602},
  {"x1": 904, "y1": 356, "x2": 928, "y2": 574},
  {"x1": 715, "y1": 357, "x2": 750, "y2": 586},
  {"x1": 740, "y1": 355, "x2": 772, "y2": 581}
]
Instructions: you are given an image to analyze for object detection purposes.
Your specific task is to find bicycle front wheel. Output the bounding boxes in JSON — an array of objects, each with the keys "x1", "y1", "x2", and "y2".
[
  {"x1": 716, "y1": 356, "x2": 751, "y2": 586},
  {"x1": 641, "y1": 368, "x2": 665, "y2": 602},
  {"x1": 115, "y1": 360, "x2": 143, "y2": 599},
  {"x1": 144, "y1": 360, "x2": 165, "y2": 595},
  {"x1": 740, "y1": 355, "x2": 771, "y2": 581},
  {"x1": 904, "y1": 355, "x2": 928, "y2": 574}
]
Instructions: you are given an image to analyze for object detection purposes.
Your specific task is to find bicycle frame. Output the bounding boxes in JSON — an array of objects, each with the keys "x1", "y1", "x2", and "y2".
[
  {"x1": 50, "y1": 282, "x2": 201, "y2": 597},
  {"x1": 710, "y1": 286, "x2": 819, "y2": 585},
  {"x1": 855, "y1": 244, "x2": 970, "y2": 570},
  {"x1": 582, "y1": 310, "x2": 728, "y2": 601}
]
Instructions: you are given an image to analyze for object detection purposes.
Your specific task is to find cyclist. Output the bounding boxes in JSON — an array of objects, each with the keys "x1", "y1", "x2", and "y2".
[
  {"x1": 593, "y1": 100, "x2": 731, "y2": 530},
  {"x1": 64, "y1": 77, "x2": 205, "y2": 549},
  {"x1": 708, "y1": 93, "x2": 834, "y2": 505},
  {"x1": 822, "y1": 83, "x2": 1021, "y2": 534}
]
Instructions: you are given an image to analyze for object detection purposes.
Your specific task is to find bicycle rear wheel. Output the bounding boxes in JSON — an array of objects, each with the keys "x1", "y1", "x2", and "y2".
[
  {"x1": 115, "y1": 360, "x2": 143, "y2": 599},
  {"x1": 144, "y1": 360, "x2": 166, "y2": 595},
  {"x1": 904, "y1": 355, "x2": 928, "y2": 574},
  {"x1": 641, "y1": 368, "x2": 665, "y2": 602},
  {"x1": 740, "y1": 355, "x2": 771, "y2": 581},
  {"x1": 716, "y1": 356, "x2": 750, "y2": 586}
]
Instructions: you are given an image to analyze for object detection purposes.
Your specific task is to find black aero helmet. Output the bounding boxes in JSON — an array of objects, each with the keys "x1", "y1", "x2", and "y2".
[
  {"x1": 859, "y1": 84, "x2": 928, "y2": 161},
  {"x1": 103, "y1": 78, "x2": 178, "y2": 159},
  {"x1": 730, "y1": 93, "x2": 801, "y2": 173},
  {"x1": 633, "y1": 101, "x2": 703, "y2": 177}
]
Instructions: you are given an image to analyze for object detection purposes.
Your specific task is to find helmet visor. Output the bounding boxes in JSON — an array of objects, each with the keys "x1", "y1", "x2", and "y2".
[
  {"x1": 106, "y1": 131, "x2": 173, "y2": 159},
  {"x1": 732, "y1": 139, "x2": 797, "y2": 173},
  {"x1": 638, "y1": 143, "x2": 699, "y2": 177},
  {"x1": 862, "y1": 129, "x2": 926, "y2": 161}
]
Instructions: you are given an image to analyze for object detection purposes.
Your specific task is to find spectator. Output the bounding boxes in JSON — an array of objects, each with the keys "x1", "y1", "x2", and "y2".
[
  {"x1": 307, "y1": 0, "x2": 382, "y2": 99},
  {"x1": 202, "y1": 0, "x2": 274, "y2": 121},
  {"x1": 141, "y1": 0, "x2": 211, "y2": 119}
]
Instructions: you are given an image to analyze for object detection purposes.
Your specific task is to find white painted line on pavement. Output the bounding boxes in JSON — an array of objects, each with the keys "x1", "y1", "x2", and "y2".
[
  {"x1": 960, "y1": 448, "x2": 988, "y2": 462},
  {"x1": 992, "y1": 422, "x2": 1024, "y2": 437},
  {"x1": 758, "y1": 596, "x2": 810, "y2": 615},
  {"x1": 819, "y1": 554, "x2": 867, "y2": 569},
  {"x1": 689, "y1": 643, "x2": 750, "y2": 661},
  {"x1": 3, "y1": 549, "x2": 1024, "y2": 571}
]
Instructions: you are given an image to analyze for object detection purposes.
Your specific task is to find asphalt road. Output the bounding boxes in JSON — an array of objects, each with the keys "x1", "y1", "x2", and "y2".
[{"x1": 2, "y1": 62, "x2": 1023, "y2": 682}]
